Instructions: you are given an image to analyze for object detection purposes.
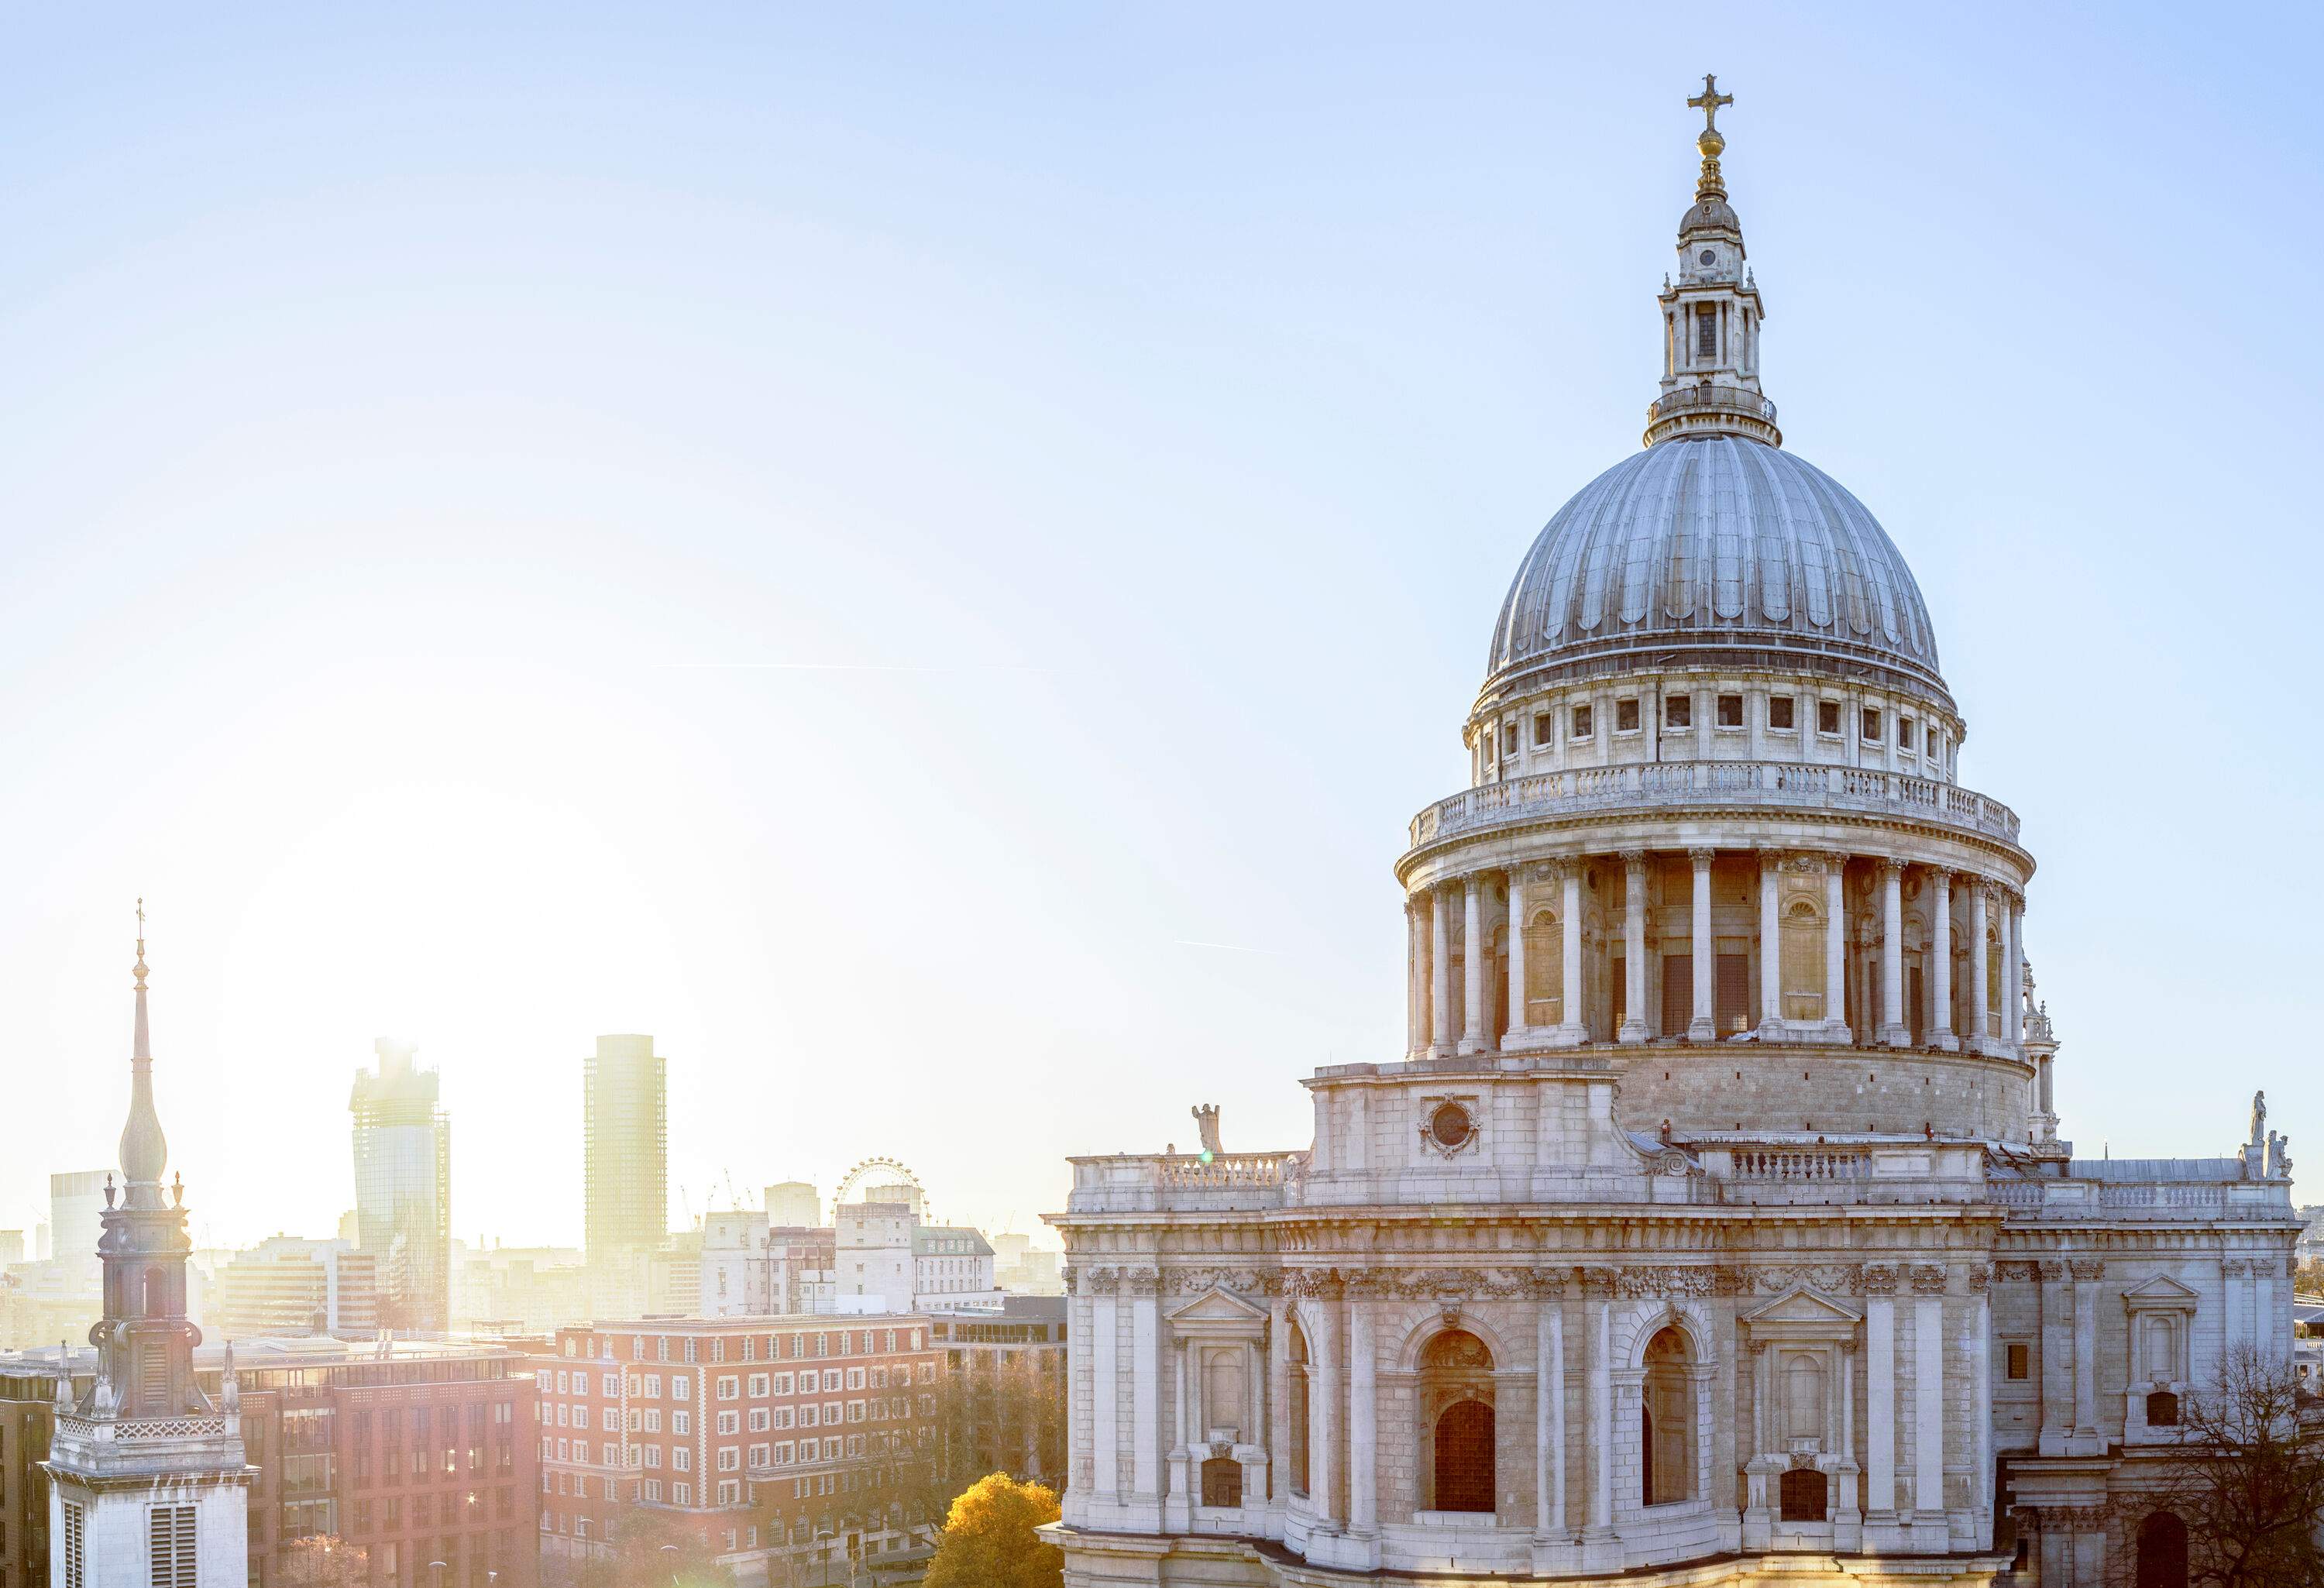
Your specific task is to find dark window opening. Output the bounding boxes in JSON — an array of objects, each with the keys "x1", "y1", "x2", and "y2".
[
  {"x1": 2147, "y1": 1390, "x2": 2180, "y2": 1427},
  {"x1": 1533, "y1": 713, "x2": 1552, "y2": 748},
  {"x1": 1717, "y1": 693, "x2": 1743, "y2": 727},
  {"x1": 2006, "y1": 1342, "x2": 2029, "y2": 1381},
  {"x1": 1817, "y1": 700, "x2": 1841, "y2": 735},
  {"x1": 1778, "y1": 1466, "x2": 1827, "y2": 1523},
  {"x1": 1616, "y1": 698, "x2": 1640, "y2": 732},
  {"x1": 1899, "y1": 718, "x2": 1917, "y2": 751},
  {"x1": 2136, "y1": 1511, "x2": 2188, "y2": 1588},
  {"x1": 1715, "y1": 954, "x2": 1750, "y2": 1034},
  {"x1": 1572, "y1": 705, "x2": 1593, "y2": 741},
  {"x1": 1666, "y1": 694, "x2": 1691, "y2": 729},
  {"x1": 1861, "y1": 707, "x2": 1882, "y2": 743},
  {"x1": 1432, "y1": 1401, "x2": 1495, "y2": 1513},
  {"x1": 1200, "y1": 1457, "x2": 1241, "y2": 1508},
  {"x1": 1769, "y1": 695, "x2": 1796, "y2": 730},
  {"x1": 1694, "y1": 304, "x2": 1717, "y2": 359}
]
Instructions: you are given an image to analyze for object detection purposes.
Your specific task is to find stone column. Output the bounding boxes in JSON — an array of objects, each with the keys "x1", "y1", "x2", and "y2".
[
  {"x1": 1968, "y1": 883, "x2": 1991, "y2": 1052},
  {"x1": 1560, "y1": 862, "x2": 1586, "y2": 1043},
  {"x1": 2224, "y1": 1258, "x2": 2247, "y2": 1359},
  {"x1": 1971, "y1": 1270, "x2": 1993, "y2": 1525},
  {"x1": 1913, "y1": 1274, "x2": 1944, "y2": 1517},
  {"x1": 1430, "y1": 885, "x2": 1454, "y2": 1057},
  {"x1": 1688, "y1": 848, "x2": 1715, "y2": 1041},
  {"x1": 1347, "y1": 1298, "x2": 1377, "y2": 1537},
  {"x1": 2037, "y1": 1262, "x2": 2069, "y2": 1456},
  {"x1": 1879, "y1": 860, "x2": 1908, "y2": 1047},
  {"x1": 1268, "y1": 1304, "x2": 1291, "y2": 1503},
  {"x1": 1506, "y1": 867, "x2": 1528, "y2": 1042},
  {"x1": 1458, "y1": 877, "x2": 1488, "y2": 1055},
  {"x1": 2256, "y1": 1260, "x2": 2278, "y2": 1364},
  {"x1": 1619, "y1": 851, "x2": 1649, "y2": 1044},
  {"x1": 1697, "y1": 686, "x2": 1714, "y2": 759},
  {"x1": 1132, "y1": 1274, "x2": 1161, "y2": 1504},
  {"x1": 1587, "y1": 1283, "x2": 1614, "y2": 1537},
  {"x1": 1865, "y1": 1269, "x2": 1896, "y2": 1518},
  {"x1": 1824, "y1": 853, "x2": 1848, "y2": 1040},
  {"x1": 1311, "y1": 1296, "x2": 1339, "y2": 1528},
  {"x1": 1092, "y1": 1278, "x2": 1119, "y2": 1500},
  {"x1": 2071, "y1": 1259, "x2": 2102, "y2": 1446},
  {"x1": 1536, "y1": 1302, "x2": 1566, "y2": 1538},
  {"x1": 1406, "y1": 897, "x2": 1425, "y2": 1057},
  {"x1": 2004, "y1": 895, "x2": 2025, "y2": 1051},
  {"x1": 1758, "y1": 852, "x2": 1782, "y2": 1034},
  {"x1": 1929, "y1": 870, "x2": 1957, "y2": 1050}
]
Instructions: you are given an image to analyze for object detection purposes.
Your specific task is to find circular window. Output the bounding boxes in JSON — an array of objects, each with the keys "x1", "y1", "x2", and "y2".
[
  {"x1": 1698, "y1": 249, "x2": 1715, "y2": 264},
  {"x1": 1429, "y1": 1102, "x2": 1473, "y2": 1150}
]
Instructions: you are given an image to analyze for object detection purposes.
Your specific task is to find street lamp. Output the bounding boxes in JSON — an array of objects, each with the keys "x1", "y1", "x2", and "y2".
[{"x1": 658, "y1": 1541, "x2": 680, "y2": 1588}]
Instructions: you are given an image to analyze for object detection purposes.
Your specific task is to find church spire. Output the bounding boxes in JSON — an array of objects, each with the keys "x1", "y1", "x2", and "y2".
[
  {"x1": 119, "y1": 899, "x2": 170, "y2": 1209},
  {"x1": 1645, "y1": 75, "x2": 1782, "y2": 449}
]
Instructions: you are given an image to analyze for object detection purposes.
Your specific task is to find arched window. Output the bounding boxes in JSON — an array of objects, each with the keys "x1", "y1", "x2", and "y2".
[
  {"x1": 1642, "y1": 1325, "x2": 1696, "y2": 1506},
  {"x1": 2146, "y1": 1390, "x2": 2180, "y2": 1428},
  {"x1": 1779, "y1": 897, "x2": 1824, "y2": 1022},
  {"x1": 1287, "y1": 1323, "x2": 1310, "y2": 1498},
  {"x1": 1524, "y1": 909, "x2": 1562, "y2": 1027},
  {"x1": 2136, "y1": 1511, "x2": 2188, "y2": 1588},
  {"x1": 1419, "y1": 1329, "x2": 1495, "y2": 1514},
  {"x1": 1200, "y1": 1456, "x2": 1242, "y2": 1508},
  {"x1": 1777, "y1": 1466, "x2": 1827, "y2": 1523}
]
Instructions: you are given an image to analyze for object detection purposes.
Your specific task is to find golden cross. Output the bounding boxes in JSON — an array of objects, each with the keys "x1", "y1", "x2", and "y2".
[{"x1": 1687, "y1": 73, "x2": 1733, "y2": 134}]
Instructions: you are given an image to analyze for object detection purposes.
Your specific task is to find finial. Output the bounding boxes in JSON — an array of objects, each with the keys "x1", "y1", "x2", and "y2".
[
  {"x1": 133, "y1": 898, "x2": 148, "y2": 992},
  {"x1": 1686, "y1": 73, "x2": 1734, "y2": 200}
]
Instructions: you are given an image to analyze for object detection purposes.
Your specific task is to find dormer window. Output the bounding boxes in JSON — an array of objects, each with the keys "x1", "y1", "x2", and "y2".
[{"x1": 1695, "y1": 304, "x2": 1717, "y2": 359}]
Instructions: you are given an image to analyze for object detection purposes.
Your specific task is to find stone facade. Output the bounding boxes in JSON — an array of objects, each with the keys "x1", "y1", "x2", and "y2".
[{"x1": 1045, "y1": 81, "x2": 2298, "y2": 1588}]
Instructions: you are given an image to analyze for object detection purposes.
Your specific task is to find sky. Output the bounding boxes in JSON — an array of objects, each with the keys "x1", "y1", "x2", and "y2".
[{"x1": 1, "y1": 5, "x2": 2318, "y2": 1252}]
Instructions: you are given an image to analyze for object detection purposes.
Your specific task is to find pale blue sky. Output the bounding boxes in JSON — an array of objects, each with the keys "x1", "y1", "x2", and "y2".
[{"x1": 2, "y1": 5, "x2": 2316, "y2": 1249}]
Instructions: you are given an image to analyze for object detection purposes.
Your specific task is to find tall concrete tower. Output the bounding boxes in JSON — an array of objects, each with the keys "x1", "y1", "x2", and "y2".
[
  {"x1": 46, "y1": 906, "x2": 250, "y2": 1588},
  {"x1": 349, "y1": 1038, "x2": 451, "y2": 1332},
  {"x1": 583, "y1": 1034, "x2": 668, "y2": 1260}
]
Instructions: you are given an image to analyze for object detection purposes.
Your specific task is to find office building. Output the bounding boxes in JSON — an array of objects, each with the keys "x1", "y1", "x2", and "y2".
[{"x1": 349, "y1": 1040, "x2": 451, "y2": 1333}]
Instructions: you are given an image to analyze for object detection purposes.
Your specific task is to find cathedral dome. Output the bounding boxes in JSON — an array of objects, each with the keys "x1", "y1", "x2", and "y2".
[{"x1": 1483, "y1": 434, "x2": 1944, "y2": 696}]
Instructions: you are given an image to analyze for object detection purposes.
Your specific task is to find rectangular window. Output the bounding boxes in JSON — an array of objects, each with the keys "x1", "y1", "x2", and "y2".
[
  {"x1": 1861, "y1": 707, "x2": 1882, "y2": 742},
  {"x1": 1695, "y1": 302, "x2": 1717, "y2": 359},
  {"x1": 717, "y1": 1376, "x2": 738, "y2": 1401},
  {"x1": 149, "y1": 1504, "x2": 196, "y2": 1588},
  {"x1": 1665, "y1": 694, "x2": 1691, "y2": 729},
  {"x1": 1616, "y1": 697, "x2": 1640, "y2": 732},
  {"x1": 60, "y1": 1501, "x2": 84, "y2": 1588},
  {"x1": 1717, "y1": 693, "x2": 1743, "y2": 728},
  {"x1": 1533, "y1": 712, "x2": 1552, "y2": 748},
  {"x1": 1501, "y1": 723, "x2": 1518, "y2": 755},
  {"x1": 1899, "y1": 717, "x2": 1917, "y2": 751},
  {"x1": 1817, "y1": 699, "x2": 1841, "y2": 736},
  {"x1": 748, "y1": 1373, "x2": 768, "y2": 1397},
  {"x1": 1571, "y1": 704, "x2": 1593, "y2": 741},
  {"x1": 672, "y1": 1411, "x2": 691, "y2": 1436},
  {"x1": 1769, "y1": 695, "x2": 1796, "y2": 730},
  {"x1": 717, "y1": 1411, "x2": 739, "y2": 1435},
  {"x1": 2006, "y1": 1342, "x2": 2030, "y2": 1380}
]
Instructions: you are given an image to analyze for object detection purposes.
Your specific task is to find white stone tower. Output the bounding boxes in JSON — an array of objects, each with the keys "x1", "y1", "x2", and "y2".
[{"x1": 45, "y1": 906, "x2": 250, "y2": 1588}]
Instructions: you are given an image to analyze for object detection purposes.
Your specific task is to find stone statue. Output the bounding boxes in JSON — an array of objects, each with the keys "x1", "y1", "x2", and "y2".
[
  {"x1": 2250, "y1": 1090, "x2": 2268, "y2": 1150},
  {"x1": 1192, "y1": 1104, "x2": 1224, "y2": 1157},
  {"x1": 2268, "y1": 1130, "x2": 2292, "y2": 1181}
]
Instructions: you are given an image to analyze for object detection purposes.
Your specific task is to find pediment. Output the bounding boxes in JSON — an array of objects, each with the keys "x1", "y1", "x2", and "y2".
[
  {"x1": 1741, "y1": 1285, "x2": 1862, "y2": 1339},
  {"x1": 2122, "y1": 1274, "x2": 2201, "y2": 1310},
  {"x1": 1167, "y1": 1287, "x2": 1268, "y2": 1335}
]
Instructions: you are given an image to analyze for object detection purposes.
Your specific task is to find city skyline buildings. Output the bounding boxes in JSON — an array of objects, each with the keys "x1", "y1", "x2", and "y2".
[{"x1": 348, "y1": 1036, "x2": 451, "y2": 1332}]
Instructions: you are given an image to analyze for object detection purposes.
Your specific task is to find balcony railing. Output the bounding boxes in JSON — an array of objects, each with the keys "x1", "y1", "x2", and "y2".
[{"x1": 1408, "y1": 760, "x2": 2021, "y2": 852}]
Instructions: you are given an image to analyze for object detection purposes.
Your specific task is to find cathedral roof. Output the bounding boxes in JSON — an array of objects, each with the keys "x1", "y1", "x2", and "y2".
[{"x1": 1483, "y1": 435, "x2": 1944, "y2": 693}]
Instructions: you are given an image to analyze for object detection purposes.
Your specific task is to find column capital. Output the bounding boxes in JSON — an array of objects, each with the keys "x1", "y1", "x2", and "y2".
[
  {"x1": 1923, "y1": 864, "x2": 1954, "y2": 887},
  {"x1": 1619, "y1": 847, "x2": 1649, "y2": 871},
  {"x1": 1818, "y1": 849, "x2": 1851, "y2": 871},
  {"x1": 1686, "y1": 847, "x2": 1716, "y2": 866},
  {"x1": 1875, "y1": 856, "x2": 1906, "y2": 880}
]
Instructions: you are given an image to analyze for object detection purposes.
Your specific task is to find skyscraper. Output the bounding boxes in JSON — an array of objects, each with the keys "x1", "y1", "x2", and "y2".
[
  {"x1": 349, "y1": 1037, "x2": 450, "y2": 1332},
  {"x1": 583, "y1": 1033, "x2": 667, "y2": 1261},
  {"x1": 46, "y1": 1170, "x2": 109, "y2": 1294}
]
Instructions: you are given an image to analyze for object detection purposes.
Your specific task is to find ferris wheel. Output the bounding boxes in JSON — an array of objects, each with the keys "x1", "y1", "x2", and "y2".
[{"x1": 833, "y1": 1156, "x2": 927, "y2": 1215}]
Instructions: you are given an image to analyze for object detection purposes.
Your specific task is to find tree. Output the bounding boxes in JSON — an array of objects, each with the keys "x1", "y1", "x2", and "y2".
[
  {"x1": 2150, "y1": 1345, "x2": 2324, "y2": 1587},
  {"x1": 920, "y1": 1473, "x2": 1062, "y2": 1588},
  {"x1": 603, "y1": 1506, "x2": 732, "y2": 1588},
  {"x1": 277, "y1": 1538, "x2": 370, "y2": 1588}
]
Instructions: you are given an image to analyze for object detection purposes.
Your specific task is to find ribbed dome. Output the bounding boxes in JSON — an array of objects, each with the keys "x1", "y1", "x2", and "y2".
[{"x1": 1486, "y1": 435, "x2": 1943, "y2": 692}]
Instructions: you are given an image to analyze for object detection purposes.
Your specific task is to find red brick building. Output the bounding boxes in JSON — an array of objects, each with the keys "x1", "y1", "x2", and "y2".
[
  {"x1": 531, "y1": 1315, "x2": 937, "y2": 1583},
  {"x1": 1, "y1": 1337, "x2": 538, "y2": 1588}
]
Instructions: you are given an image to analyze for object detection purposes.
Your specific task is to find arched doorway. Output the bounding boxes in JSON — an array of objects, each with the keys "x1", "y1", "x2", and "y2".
[
  {"x1": 2135, "y1": 1511, "x2": 2188, "y2": 1588},
  {"x1": 1641, "y1": 1325, "x2": 1696, "y2": 1505},
  {"x1": 1418, "y1": 1328, "x2": 1496, "y2": 1514},
  {"x1": 1778, "y1": 1466, "x2": 1827, "y2": 1522}
]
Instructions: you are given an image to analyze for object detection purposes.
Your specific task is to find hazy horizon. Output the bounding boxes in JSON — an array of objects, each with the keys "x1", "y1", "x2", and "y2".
[{"x1": 3, "y1": 5, "x2": 2319, "y2": 1251}]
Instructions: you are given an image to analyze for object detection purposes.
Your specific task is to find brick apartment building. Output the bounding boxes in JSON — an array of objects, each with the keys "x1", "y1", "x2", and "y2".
[
  {"x1": 0, "y1": 1338, "x2": 538, "y2": 1588},
  {"x1": 531, "y1": 1315, "x2": 937, "y2": 1584}
]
